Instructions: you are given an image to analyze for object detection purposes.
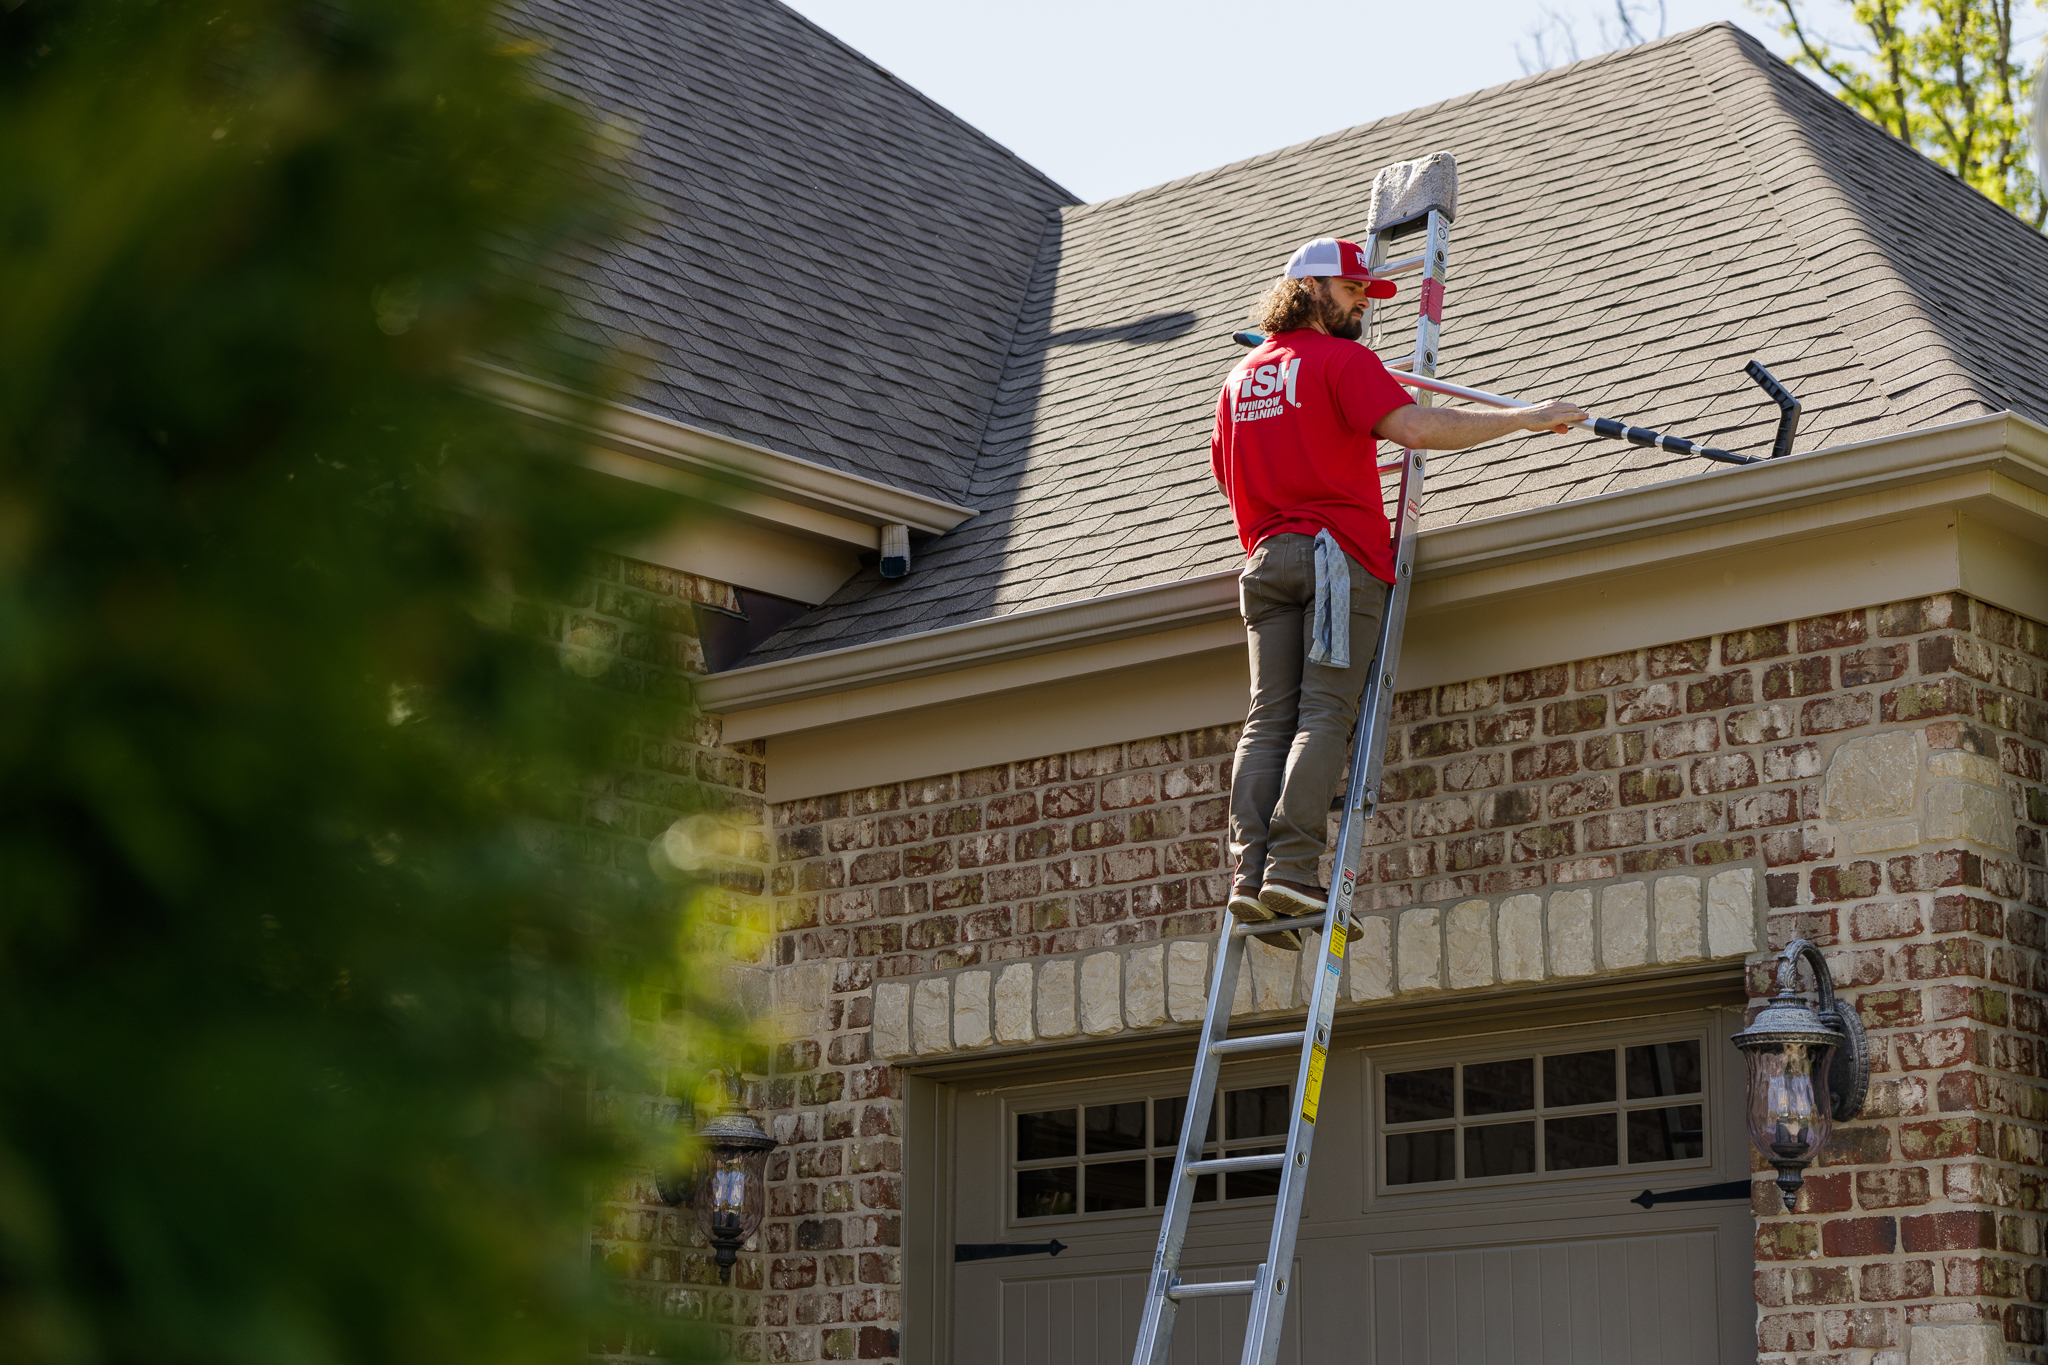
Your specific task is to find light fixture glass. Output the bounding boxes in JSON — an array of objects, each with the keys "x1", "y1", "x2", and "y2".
[
  {"x1": 693, "y1": 1109, "x2": 775, "y2": 1284},
  {"x1": 1732, "y1": 939, "x2": 1866, "y2": 1210}
]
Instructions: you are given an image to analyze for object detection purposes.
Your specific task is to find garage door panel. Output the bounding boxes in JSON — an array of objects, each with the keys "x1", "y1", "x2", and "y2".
[
  {"x1": 975, "y1": 1262, "x2": 1300, "y2": 1365},
  {"x1": 1369, "y1": 1230, "x2": 1725, "y2": 1364}
]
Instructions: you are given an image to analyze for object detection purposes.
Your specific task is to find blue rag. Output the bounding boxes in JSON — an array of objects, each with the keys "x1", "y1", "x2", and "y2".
[{"x1": 1309, "y1": 529, "x2": 1350, "y2": 669}]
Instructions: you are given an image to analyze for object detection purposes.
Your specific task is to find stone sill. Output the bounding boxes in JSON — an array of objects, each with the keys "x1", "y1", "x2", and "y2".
[{"x1": 871, "y1": 867, "x2": 1761, "y2": 1062}]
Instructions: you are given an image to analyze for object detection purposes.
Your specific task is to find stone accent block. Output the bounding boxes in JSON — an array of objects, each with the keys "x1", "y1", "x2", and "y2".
[
  {"x1": 1124, "y1": 943, "x2": 1166, "y2": 1028},
  {"x1": 952, "y1": 970, "x2": 991, "y2": 1049},
  {"x1": 1907, "y1": 1323, "x2": 2007, "y2": 1365},
  {"x1": 1706, "y1": 868, "x2": 1758, "y2": 958},
  {"x1": 1037, "y1": 959, "x2": 1077, "y2": 1039},
  {"x1": 1548, "y1": 889, "x2": 1596, "y2": 975},
  {"x1": 1601, "y1": 881, "x2": 1649, "y2": 969},
  {"x1": 1078, "y1": 953, "x2": 1121, "y2": 1035},
  {"x1": 1351, "y1": 915, "x2": 1394, "y2": 1000},
  {"x1": 1823, "y1": 730, "x2": 1918, "y2": 822},
  {"x1": 1166, "y1": 940, "x2": 1208, "y2": 1022},
  {"x1": 1653, "y1": 875, "x2": 1704, "y2": 962},
  {"x1": 993, "y1": 963, "x2": 1033, "y2": 1044},
  {"x1": 1398, "y1": 907, "x2": 1443, "y2": 992},
  {"x1": 1447, "y1": 899, "x2": 1495, "y2": 988},
  {"x1": 912, "y1": 978, "x2": 950, "y2": 1055},
  {"x1": 1497, "y1": 893, "x2": 1544, "y2": 982},
  {"x1": 872, "y1": 981, "x2": 911, "y2": 1060}
]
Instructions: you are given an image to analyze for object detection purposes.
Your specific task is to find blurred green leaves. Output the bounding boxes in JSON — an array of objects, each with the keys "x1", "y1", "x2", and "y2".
[{"x1": 0, "y1": 2, "x2": 736, "y2": 1361}]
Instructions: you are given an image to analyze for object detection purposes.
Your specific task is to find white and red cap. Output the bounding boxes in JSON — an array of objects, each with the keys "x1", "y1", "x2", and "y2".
[{"x1": 1285, "y1": 237, "x2": 1397, "y2": 298}]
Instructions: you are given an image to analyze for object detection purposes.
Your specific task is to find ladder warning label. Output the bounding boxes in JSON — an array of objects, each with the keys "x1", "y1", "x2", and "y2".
[
  {"x1": 1301, "y1": 1044, "x2": 1328, "y2": 1124},
  {"x1": 1329, "y1": 924, "x2": 1347, "y2": 959}
]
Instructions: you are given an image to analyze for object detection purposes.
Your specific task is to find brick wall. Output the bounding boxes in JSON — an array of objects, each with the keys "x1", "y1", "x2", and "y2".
[
  {"x1": 520, "y1": 555, "x2": 777, "y2": 1363},
  {"x1": 752, "y1": 591, "x2": 2046, "y2": 1365}
]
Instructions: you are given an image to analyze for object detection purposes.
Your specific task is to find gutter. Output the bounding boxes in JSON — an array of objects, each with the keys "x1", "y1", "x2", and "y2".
[
  {"x1": 467, "y1": 361, "x2": 978, "y2": 539},
  {"x1": 697, "y1": 411, "x2": 2048, "y2": 716}
]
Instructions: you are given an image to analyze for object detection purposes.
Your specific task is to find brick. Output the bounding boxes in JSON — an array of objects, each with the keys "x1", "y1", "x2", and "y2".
[
  {"x1": 1690, "y1": 752, "x2": 1758, "y2": 793},
  {"x1": 1763, "y1": 656, "x2": 1833, "y2": 699},
  {"x1": 1410, "y1": 720, "x2": 1472, "y2": 757},
  {"x1": 1849, "y1": 899, "x2": 1923, "y2": 941},
  {"x1": 1821, "y1": 1216, "x2": 1896, "y2": 1256},
  {"x1": 1901, "y1": 1211, "x2": 1997, "y2": 1251},
  {"x1": 1503, "y1": 665, "x2": 1569, "y2": 701},
  {"x1": 1801, "y1": 693, "x2": 1873, "y2": 734},
  {"x1": 1619, "y1": 766, "x2": 1684, "y2": 806},
  {"x1": 1855, "y1": 1168, "x2": 1931, "y2": 1208},
  {"x1": 1574, "y1": 651, "x2": 1640, "y2": 689},
  {"x1": 1541, "y1": 697, "x2": 1608, "y2": 735},
  {"x1": 1821, "y1": 1308, "x2": 1898, "y2": 1350},
  {"x1": 1510, "y1": 741, "x2": 1577, "y2": 782},
  {"x1": 1723, "y1": 623, "x2": 1790, "y2": 663},
  {"x1": 1475, "y1": 709, "x2": 1536, "y2": 746},
  {"x1": 1758, "y1": 1311, "x2": 1816, "y2": 1353},
  {"x1": 1840, "y1": 644, "x2": 1910, "y2": 686},
  {"x1": 1580, "y1": 731, "x2": 1645, "y2": 769},
  {"x1": 1614, "y1": 682, "x2": 1682, "y2": 724},
  {"x1": 1652, "y1": 717, "x2": 1719, "y2": 758},
  {"x1": 1809, "y1": 863, "x2": 1882, "y2": 901},
  {"x1": 1878, "y1": 594, "x2": 1965, "y2": 637},
  {"x1": 1882, "y1": 677, "x2": 1974, "y2": 723},
  {"x1": 1686, "y1": 671, "x2": 1755, "y2": 713},
  {"x1": 1440, "y1": 752, "x2": 1504, "y2": 791},
  {"x1": 1798, "y1": 611, "x2": 1867, "y2": 652},
  {"x1": 1755, "y1": 1221, "x2": 1820, "y2": 1260},
  {"x1": 1789, "y1": 1264, "x2": 1855, "y2": 1303},
  {"x1": 1900, "y1": 1117, "x2": 1981, "y2": 1159},
  {"x1": 1856, "y1": 1260, "x2": 1935, "y2": 1301},
  {"x1": 1887, "y1": 850, "x2": 1981, "y2": 892}
]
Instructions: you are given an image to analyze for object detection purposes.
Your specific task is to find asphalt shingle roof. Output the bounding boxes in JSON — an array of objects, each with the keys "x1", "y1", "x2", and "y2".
[
  {"x1": 522, "y1": 0, "x2": 1077, "y2": 503},
  {"x1": 746, "y1": 22, "x2": 2048, "y2": 663}
]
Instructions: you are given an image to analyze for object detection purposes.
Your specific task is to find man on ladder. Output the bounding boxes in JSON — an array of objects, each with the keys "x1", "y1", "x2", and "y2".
[{"x1": 1216, "y1": 235, "x2": 1585, "y2": 944}]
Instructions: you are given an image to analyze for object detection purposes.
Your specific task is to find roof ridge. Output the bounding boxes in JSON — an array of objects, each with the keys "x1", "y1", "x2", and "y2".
[
  {"x1": 763, "y1": 0, "x2": 1081, "y2": 208},
  {"x1": 1686, "y1": 24, "x2": 2004, "y2": 428},
  {"x1": 1069, "y1": 22, "x2": 1749, "y2": 215}
]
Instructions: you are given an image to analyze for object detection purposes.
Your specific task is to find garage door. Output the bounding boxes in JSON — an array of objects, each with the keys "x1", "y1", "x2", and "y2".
[{"x1": 949, "y1": 1008, "x2": 1754, "y2": 1364}]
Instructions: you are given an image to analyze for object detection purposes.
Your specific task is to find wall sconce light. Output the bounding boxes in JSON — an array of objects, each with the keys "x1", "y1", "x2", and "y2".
[
  {"x1": 1731, "y1": 939, "x2": 1869, "y2": 1210},
  {"x1": 657, "y1": 1070, "x2": 776, "y2": 1284}
]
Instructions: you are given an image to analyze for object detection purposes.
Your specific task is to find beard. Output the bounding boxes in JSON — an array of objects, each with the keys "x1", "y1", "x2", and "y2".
[{"x1": 1319, "y1": 287, "x2": 1366, "y2": 340}]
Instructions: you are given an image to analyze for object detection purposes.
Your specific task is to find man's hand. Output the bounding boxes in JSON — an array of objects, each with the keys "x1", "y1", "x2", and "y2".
[{"x1": 1374, "y1": 397, "x2": 1590, "y2": 450}]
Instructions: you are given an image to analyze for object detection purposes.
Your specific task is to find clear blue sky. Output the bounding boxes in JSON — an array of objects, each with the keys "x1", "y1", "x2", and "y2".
[{"x1": 782, "y1": 0, "x2": 1799, "y2": 202}]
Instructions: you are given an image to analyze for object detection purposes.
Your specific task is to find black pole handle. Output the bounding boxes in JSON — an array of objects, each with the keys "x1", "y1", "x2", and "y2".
[
  {"x1": 954, "y1": 1240, "x2": 1067, "y2": 1263},
  {"x1": 1743, "y1": 360, "x2": 1802, "y2": 460}
]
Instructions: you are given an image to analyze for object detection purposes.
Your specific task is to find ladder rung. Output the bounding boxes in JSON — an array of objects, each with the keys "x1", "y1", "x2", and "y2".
[
  {"x1": 1374, "y1": 253, "x2": 1426, "y2": 277},
  {"x1": 1212, "y1": 1030, "x2": 1306, "y2": 1056},
  {"x1": 1167, "y1": 1278, "x2": 1259, "y2": 1301},
  {"x1": 1380, "y1": 352, "x2": 1416, "y2": 370},
  {"x1": 1229, "y1": 912, "x2": 1325, "y2": 939},
  {"x1": 1185, "y1": 1152, "x2": 1286, "y2": 1177}
]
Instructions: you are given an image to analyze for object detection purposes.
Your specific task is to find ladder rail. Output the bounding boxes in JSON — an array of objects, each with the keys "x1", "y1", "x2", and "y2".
[
  {"x1": 1236, "y1": 207, "x2": 1447, "y2": 1365},
  {"x1": 1131, "y1": 203, "x2": 1451, "y2": 1365}
]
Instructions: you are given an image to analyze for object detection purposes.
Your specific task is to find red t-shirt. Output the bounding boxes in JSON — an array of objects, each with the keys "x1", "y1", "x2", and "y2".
[{"x1": 1209, "y1": 328, "x2": 1414, "y2": 584}]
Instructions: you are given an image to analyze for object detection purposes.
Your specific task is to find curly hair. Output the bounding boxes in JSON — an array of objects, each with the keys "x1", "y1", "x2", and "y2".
[{"x1": 1252, "y1": 275, "x2": 1326, "y2": 335}]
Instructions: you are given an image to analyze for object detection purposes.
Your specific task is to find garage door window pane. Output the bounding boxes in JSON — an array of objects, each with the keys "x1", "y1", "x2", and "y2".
[
  {"x1": 1017, "y1": 1109, "x2": 1077, "y2": 1161},
  {"x1": 1464, "y1": 1120, "x2": 1536, "y2": 1178},
  {"x1": 1464, "y1": 1058, "x2": 1534, "y2": 1116},
  {"x1": 1545, "y1": 1113, "x2": 1618, "y2": 1170},
  {"x1": 1017, "y1": 1166, "x2": 1076, "y2": 1217},
  {"x1": 1544, "y1": 1050, "x2": 1617, "y2": 1108},
  {"x1": 1225, "y1": 1085, "x2": 1290, "y2": 1139},
  {"x1": 1085, "y1": 1160, "x2": 1147, "y2": 1212},
  {"x1": 1085, "y1": 1101, "x2": 1146, "y2": 1154},
  {"x1": 1153, "y1": 1157, "x2": 1217, "y2": 1205},
  {"x1": 1153, "y1": 1096, "x2": 1217, "y2": 1145},
  {"x1": 1386, "y1": 1128, "x2": 1455, "y2": 1184},
  {"x1": 1384, "y1": 1067, "x2": 1454, "y2": 1123},
  {"x1": 1627, "y1": 1105, "x2": 1705, "y2": 1163},
  {"x1": 1626, "y1": 1041, "x2": 1702, "y2": 1099}
]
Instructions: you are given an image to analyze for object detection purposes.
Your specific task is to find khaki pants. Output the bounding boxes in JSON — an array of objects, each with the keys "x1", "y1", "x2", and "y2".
[{"x1": 1228, "y1": 533, "x2": 1389, "y2": 890}]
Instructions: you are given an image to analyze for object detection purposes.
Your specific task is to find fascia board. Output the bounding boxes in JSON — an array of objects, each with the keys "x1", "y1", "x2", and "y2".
[
  {"x1": 699, "y1": 411, "x2": 2048, "y2": 719},
  {"x1": 467, "y1": 361, "x2": 978, "y2": 538}
]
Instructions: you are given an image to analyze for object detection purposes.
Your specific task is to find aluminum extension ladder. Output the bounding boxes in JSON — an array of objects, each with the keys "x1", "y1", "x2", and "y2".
[{"x1": 1128, "y1": 193, "x2": 1453, "y2": 1365}]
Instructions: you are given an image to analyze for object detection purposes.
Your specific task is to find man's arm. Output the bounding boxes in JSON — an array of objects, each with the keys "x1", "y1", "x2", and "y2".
[{"x1": 1374, "y1": 398, "x2": 1588, "y2": 450}]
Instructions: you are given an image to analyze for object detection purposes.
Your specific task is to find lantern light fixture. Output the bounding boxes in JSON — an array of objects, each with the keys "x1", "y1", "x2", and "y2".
[
  {"x1": 657, "y1": 1069, "x2": 776, "y2": 1284},
  {"x1": 1730, "y1": 939, "x2": 1869, "y2": 1210}
]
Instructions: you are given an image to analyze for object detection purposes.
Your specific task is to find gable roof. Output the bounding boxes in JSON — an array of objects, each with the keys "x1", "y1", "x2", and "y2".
[
  {"x1": 744, "y1": 21, "x2": 2048, "y2": 666},
  {"x1": 521, "y1": 0, "x2": 1076, "y2": 504}
]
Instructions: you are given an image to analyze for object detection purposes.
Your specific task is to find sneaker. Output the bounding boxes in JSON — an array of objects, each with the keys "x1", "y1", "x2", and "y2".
[
  {"x1": 1229, "y1": 883, "x2": 1302, "y2": 952},
  {"x1": 1261, "y1": 879, "x2": 1360, "y2": 938}
]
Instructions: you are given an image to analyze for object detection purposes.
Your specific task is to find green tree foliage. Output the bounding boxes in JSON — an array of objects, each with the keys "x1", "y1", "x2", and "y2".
[
  {"x1": 1755, "y1": 0, "x2": 2046, "y2": 225},
  {"x1": 0, "y1": 2, "x2": 737, "y2": 1360}
]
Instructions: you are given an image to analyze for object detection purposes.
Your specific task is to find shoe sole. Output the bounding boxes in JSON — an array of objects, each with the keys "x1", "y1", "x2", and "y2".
[{"x1": 1226, "y1": 888, "x2": 1302, "y2": 952}]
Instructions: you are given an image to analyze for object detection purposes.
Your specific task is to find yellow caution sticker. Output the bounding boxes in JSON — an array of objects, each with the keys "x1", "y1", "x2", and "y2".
[
  {"x1": 1300, "y1": 1043, "x2": 1328, "y2": 1124},
  {"x1": 1329, "y1": 923, "x2": 1348, "y2": 959}
]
